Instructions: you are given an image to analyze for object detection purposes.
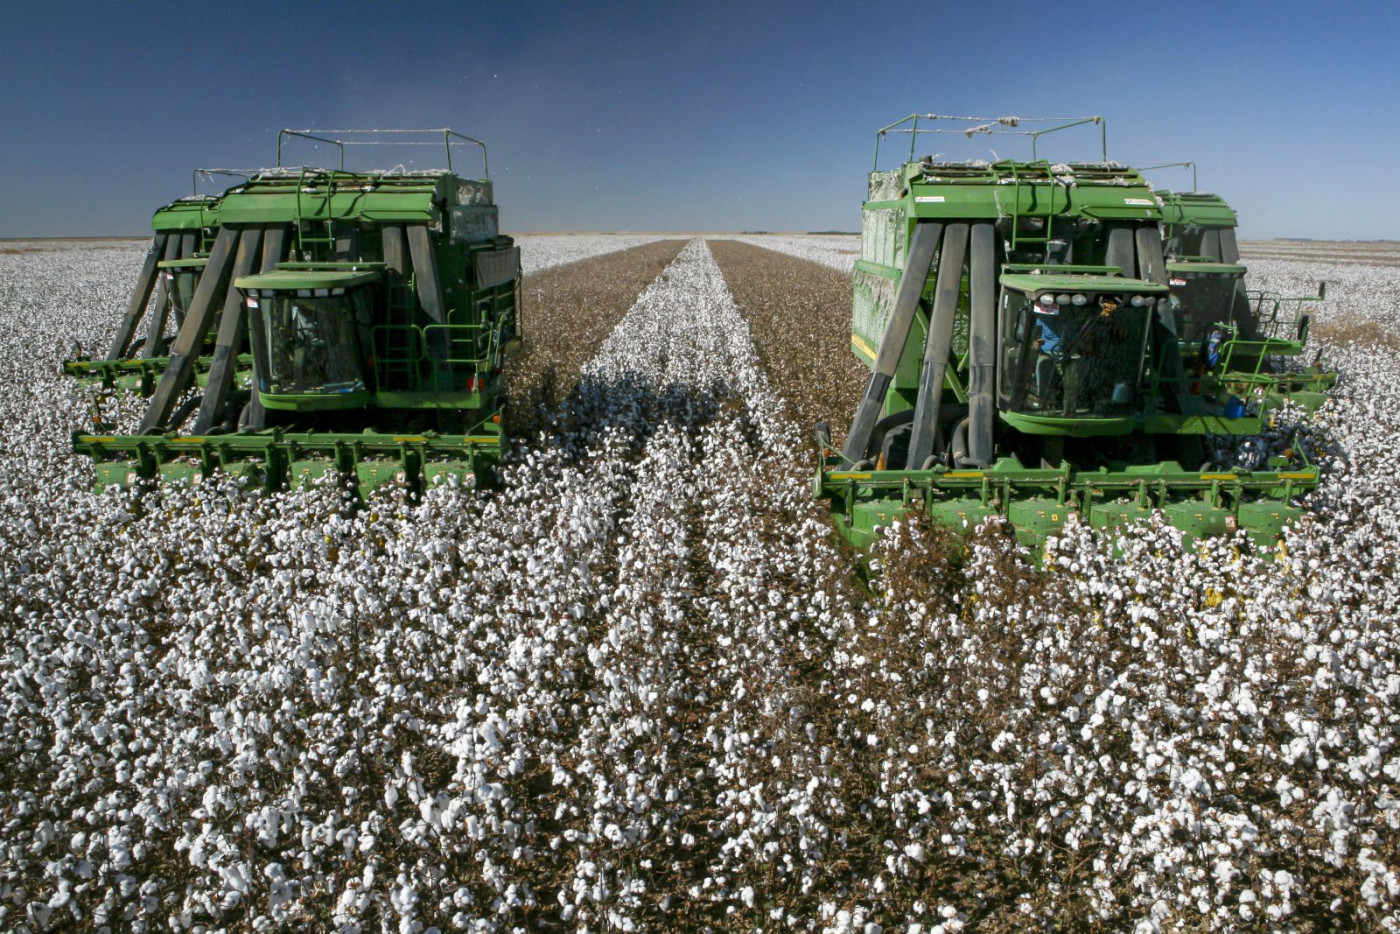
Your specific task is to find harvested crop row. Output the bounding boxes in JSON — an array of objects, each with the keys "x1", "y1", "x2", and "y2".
[
  {"x1": 707, "y1": 239, "x2": 866, "y2": 442},
  {"x1": 718, "y1": 234, "x2": 860, "y2": 274},
  {"x1": 503, "y1": 239, "x2": 684, "y2": 429},
  {"x1": 514, "y1": 234, "x2": 672, "y2": 275}
]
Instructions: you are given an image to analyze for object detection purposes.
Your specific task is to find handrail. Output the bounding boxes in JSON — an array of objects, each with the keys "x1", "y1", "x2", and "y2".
[
  {"x1": 1138, "y1": 162, "x2": 1197, "y2": 192},
  {"x1": 278, "y1": 130, "x2": 345, "y2": 169},
  {"x1": 191, "y1": 168, "x2": 257, "y2": 196},
  {"x1": 277, "y1": 128, "x2": 489, "y2": 177},
  {"x1": 873, "y1": 113, "x2": 1106, "y2": 170}
]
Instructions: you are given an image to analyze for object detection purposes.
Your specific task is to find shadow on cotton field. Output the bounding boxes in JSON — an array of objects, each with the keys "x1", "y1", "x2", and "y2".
[{"x1": 0, "y1": 240, "x2": 1396, "y2": 932}]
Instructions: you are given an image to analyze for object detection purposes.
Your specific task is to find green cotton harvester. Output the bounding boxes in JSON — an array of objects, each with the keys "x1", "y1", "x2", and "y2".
[
  {"x1": 68, "y1": 129, "x2": 520, "y2": 492},
  {"x1": 814, "y1": 114, "x2": 1324, "y2": 551},
  {"x1": 1145, "y1": 164, "x2": 1335, "y2": 413}
]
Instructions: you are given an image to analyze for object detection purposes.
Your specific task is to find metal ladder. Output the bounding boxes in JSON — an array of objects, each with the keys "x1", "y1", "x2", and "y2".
[
  {"x1": 1003, "y1": 162, "x2": 1056, "y2": 262},
  {"x1": 293, "y1": 169, "x2": 337, "y2": 259}
]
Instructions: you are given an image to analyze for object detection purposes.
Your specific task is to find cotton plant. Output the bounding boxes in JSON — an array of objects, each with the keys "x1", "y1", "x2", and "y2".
[{"x1": 0, "y1": 240, "x2": 1397, "y2": 932}]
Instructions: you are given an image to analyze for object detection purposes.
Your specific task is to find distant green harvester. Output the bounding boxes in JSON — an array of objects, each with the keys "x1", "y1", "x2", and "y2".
[
  {"x1": 815, "y1": 114, "x2": 1327, "y2": 552},
  {"x1": 67, "y1": 129, "x2": 521, "y2": 493}
]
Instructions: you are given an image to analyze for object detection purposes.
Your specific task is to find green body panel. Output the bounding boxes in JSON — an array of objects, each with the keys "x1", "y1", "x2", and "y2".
[
  {"x1": 1156, "y1": 190, "x2": 1237, "y2": 233},
  {"x1": 216, "y1": 173, "x2": 445, "y2": 225},
  {"x1": 151, "y1": 197, "x2": 220, "y2": 233}
]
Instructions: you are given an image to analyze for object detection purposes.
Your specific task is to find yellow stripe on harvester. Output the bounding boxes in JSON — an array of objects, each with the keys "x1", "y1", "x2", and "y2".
[
  {"x1": 1200, "y1": 473, "x2": 1238, "y2": 481},
  {"x1": 829, "y1": 472, "x2": 872, "y2": 480},
  {"x1": 851, "y1": 334, "x2": 877, "y2": 360},
  {"x1": 1277, "y1": 471, "x2": 1316, "y2": 480}
]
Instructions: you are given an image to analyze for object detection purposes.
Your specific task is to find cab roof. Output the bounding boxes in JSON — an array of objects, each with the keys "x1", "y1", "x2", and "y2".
[
  {"x1": 1166, "y1": 261, "x2": 1247, "y2": 276},
  {"x1": 236, "y1": 267, "x2": 382, "y2": 292},
  {"x1": 999, "y1": 272, "x2": 1169, "y2": 294}
]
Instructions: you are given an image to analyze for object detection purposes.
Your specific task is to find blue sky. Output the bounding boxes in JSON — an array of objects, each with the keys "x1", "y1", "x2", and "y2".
[{"x1": 2, "y1": 0, "x2": 1396, "y2": 239}]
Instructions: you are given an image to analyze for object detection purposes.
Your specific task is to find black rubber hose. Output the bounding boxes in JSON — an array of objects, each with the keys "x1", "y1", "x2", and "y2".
[
  {"x1": 864, "y1": 403, "x2": 969, "y2": 464},
  {"x1": 950, "y1": 416, "x2": 971, "y2": 466}
]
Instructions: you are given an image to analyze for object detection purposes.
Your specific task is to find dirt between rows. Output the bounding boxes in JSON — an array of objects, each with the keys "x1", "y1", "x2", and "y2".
[
  {"x1": 707, "y1": 239, "x2": 865, "y2": 444},
  {"x1": 505, "y1": 239, "x2": 686, "y2": 430}
]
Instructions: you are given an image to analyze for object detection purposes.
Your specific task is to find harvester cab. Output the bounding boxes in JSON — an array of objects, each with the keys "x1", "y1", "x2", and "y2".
[
  {"x1": 70, "y1": 128, "x2": 521, "y2": 493},
  {"x1": 815, "y1": 114, "x2": 1320, "y2": 552},
  {"x1": 997, "y1": 274, "x2": 1167, "y2": 423},
  {"x1": 240, "y1": 267, "x2": 381, "y2": 410}
]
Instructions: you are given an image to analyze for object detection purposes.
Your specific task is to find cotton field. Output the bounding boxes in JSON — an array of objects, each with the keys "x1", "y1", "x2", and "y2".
[{"x1": 0, "y1": 236, "x2": 1397, "y2": 933}]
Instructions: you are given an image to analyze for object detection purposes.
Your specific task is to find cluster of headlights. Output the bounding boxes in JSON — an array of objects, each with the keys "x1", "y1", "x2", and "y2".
[
  {"x1": 1037, "y1": 293, "x2": 1166, "y2": 308},
  {"x1": 244, "y1": 287, "x2": 351, "y2": 299}
]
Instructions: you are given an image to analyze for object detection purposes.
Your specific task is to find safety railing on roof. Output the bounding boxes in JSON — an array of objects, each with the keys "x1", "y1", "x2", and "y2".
[
  {"x1": 1138, "y1": 162, "x2": 1198, "y2": 192},
  {"x1": 874, "y1": 113, "x2": 1107, "y2": 169},
  {"x1": 276, "y1": 128, "x2": 489, "y2": 177}
]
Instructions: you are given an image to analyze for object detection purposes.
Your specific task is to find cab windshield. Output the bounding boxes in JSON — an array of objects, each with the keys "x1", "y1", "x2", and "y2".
[
  {"x1": 1169, "y1": 272, "x2": 1241, "y2": 342},
  {"x1": 1000, "y1": 290, "x2": 1152, "y2": 417},
  {"x1": 249, "y1": 290, "x2": 371, "y2": 395}
]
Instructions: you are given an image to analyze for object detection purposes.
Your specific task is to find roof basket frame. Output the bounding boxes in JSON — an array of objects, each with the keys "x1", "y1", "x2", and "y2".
[
  {"x1": 276, "y1": 128, "x2": 490, "y2": 177},
  {"x1": 1138, "y1": 161, "x2": 1198, "y2": 193},
  {"x1": 190, "y1": 168, "x2": 258, "y2": 197},
  {"x1": 874, "y1": 113, "x2": 1106, "y2": 170}
]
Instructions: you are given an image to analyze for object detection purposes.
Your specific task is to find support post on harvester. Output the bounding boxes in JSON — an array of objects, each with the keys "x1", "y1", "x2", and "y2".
[
  {"x1": 1135, "y1": 226, "x2": 1167, "y2": 285},
  {"x1": 381, "y1": 224, "x2": 408, "y2": 276},
  {"x1": 965, "y1": 222, "x2": 996, "y2": 467},
  {"x1": 192, "y1": 227, "x2": 264, "y2": 433},
  {"x1": 106, "y1": 234, "x2": 168, "y2": 360},
  {"x1": 842, "y1": 221, "x2": 941, "y2": 464},
  {"x1": 1106, "y1": 227, "x2": 1136, "y2": 278},
  {"x1": 1200, "y1": 229, "x2": 1221, "y2": 261},
  {"x1": 238, "y1": 226, "x2": 289, "y2": 432},
  {"x1": 139, "y1": 225, "x2": 239, "y2": 434},
  {"x1": 142, "y1": 233, "x2": 184, "y2": 358},
  {"x1": 907, "y1": 222, "x2": 969, "y2": 469},
  {"x1": 408, "y1": 222, "x2": 451, "y2": 374}
]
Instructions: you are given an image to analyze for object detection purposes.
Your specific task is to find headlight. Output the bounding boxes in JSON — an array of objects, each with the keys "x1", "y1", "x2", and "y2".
[
  {"x1": 1071, "y1": 294, "x2": 1087, "y2": 306},
  {"x1": 1056, "y1": 294, "x2": 1071, "y2": 305},
  {"x1": 1038, "y1": 294, "x2": 1056, "y2": 307},
  {"x1": 1130, "y1": 295, "x2": 1146, "y2": 307}
]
